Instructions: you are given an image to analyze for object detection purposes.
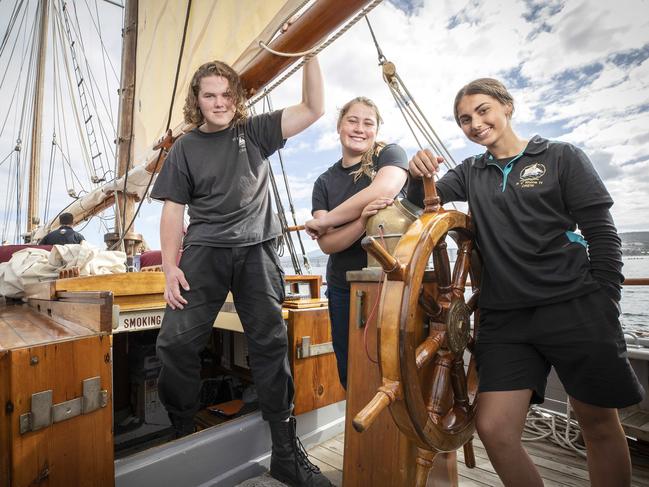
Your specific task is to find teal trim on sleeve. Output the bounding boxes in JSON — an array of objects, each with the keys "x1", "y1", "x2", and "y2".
[{"x1": 565, "y1": 231, "x2": 588, "y2": 248}]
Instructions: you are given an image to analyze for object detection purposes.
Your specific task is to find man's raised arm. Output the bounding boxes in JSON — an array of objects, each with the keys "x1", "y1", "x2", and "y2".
[{"x1": 281, "y1": 56, "x2": 324, "y2": 138}]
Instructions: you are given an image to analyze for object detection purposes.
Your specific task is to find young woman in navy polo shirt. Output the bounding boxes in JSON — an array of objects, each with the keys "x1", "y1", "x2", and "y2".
[
  {"x1": 305, "y1": 97, "x2": 409, "y2": 389},
  {"x1": 408, "y1": 78, "x2": 644, "y2": 486}
]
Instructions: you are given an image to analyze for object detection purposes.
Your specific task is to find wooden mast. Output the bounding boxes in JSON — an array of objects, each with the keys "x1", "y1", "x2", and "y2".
[
  {"x1": 33, "y1": 0, "x2": 375, "y2": 240},
  {"x1": 108, "y1": 0, "x2": 141, "y2": 258},
  {"x1": 27, "y1": 0, "x2": 51, "y2": 237}
]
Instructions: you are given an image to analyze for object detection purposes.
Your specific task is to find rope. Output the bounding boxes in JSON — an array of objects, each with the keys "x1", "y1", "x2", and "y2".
[
  {"x1": 362, "y1": 226, "x2": 390, "y2": 364},
  {"x1": 43, "y1": 134, "x2": 57, "y2": 223},
  {"x1": 111, "y1": 0, "x2": 194, "y2": 250},
  {"x1": 258, "y1": 40, "x2": 316, "y2": 58},
  {"x1": 0, "y1": 0, "x2": 24, "y2": 58},
  {"x1": 523, "y1": 405, "x2": 587, "y2": 458},
  {"x1": 0, "y1": 149, "x2": 15, "y2": 168},
  {"x1": 248, "y1": 0, "x2": 384, "y2": 107},
  {"x1": 249, "y1": 101, "x2": 302, "y2": 273},
  {"x1": 265, "y1": 94, "x2": 312, "y2": 273},
  {"x1": 0, "y1": 0, "x2": 27, "y2": 92},
  {"x1": 53, "y1": 6, "x2": 96, "y2": 183},
  {"x1": 364, "y1": 16, "x2": 459, "y2": 210}
]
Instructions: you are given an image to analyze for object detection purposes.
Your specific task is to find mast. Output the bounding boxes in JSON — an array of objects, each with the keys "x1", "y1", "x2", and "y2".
[
  {"x1": 27, "y1": 0, "x2": 51, "y2": 237},
  {"x1": 108, "y1": 0, "x2": 141, "y2": 258}
]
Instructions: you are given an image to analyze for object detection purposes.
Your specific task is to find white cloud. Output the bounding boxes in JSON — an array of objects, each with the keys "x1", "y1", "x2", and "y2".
[{"x1": 3, "y1": 0, "x2": 649, "y2": 246}]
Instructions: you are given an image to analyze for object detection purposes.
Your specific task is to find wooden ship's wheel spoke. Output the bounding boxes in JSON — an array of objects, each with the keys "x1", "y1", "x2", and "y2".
[{"x1": 353, "y1": 176, "x2": 483, "y2": 486}]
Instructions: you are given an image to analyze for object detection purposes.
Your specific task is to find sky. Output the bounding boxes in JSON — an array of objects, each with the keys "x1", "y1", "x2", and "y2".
[{"x1": 1, "y1": 0, "x2": 649, "y2": 259}]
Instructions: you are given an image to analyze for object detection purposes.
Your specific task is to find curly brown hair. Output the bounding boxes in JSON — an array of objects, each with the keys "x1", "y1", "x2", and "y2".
[
  {"x1": 183, "y1": 61, "x2": 247, "y2": 126},
  {"x1": 337, "y1": 97, "x2": 385, "y2": 182},
  {"x1": 453, "y1": 78, "x2": 514, "y2": 126}
]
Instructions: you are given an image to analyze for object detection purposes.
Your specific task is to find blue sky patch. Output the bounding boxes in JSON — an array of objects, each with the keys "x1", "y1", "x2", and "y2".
[
  {"x1": 522, "y1": 0, "x2": 564, "y2": 22},
  {"x1": 387, "y1": 0, "x2": 421, "y2": 15},
  {"x1": 609, "y1": 44, "x2": 649, "y2": 69}
]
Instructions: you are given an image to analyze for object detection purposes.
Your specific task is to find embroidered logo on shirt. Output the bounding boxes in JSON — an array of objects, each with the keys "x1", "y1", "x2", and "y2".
[
  {"x1": 518, "y1": 162, "x2": 546, "y2": 188},
  {"x1": 236, "y1": 133, "x2": 247, "y2": 153}
]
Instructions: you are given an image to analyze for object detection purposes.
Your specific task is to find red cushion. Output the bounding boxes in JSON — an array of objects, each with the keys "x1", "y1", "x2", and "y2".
[
  {"x1": 0, "y1": 244, "x2": 53, "y2": 263},
  {"x1": 140, "y1": 250, "x2": 163, "y2": 268}
]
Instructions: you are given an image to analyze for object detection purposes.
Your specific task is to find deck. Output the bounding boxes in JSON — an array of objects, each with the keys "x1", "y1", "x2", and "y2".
[{"x1": 300, "y1": 432, "x2": 649, "y2": 487}]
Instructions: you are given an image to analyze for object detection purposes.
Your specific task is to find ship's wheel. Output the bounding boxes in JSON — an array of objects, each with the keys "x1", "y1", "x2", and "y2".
[{"x1": 353, "y1": 177, "x2": 481, "y2": 485}]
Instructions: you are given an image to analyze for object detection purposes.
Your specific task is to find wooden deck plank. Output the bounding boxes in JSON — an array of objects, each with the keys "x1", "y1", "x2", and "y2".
[
  {"x1": 306, "y1": 446, "x2": 343, "y2": 487},
  {"x1": 308, "y1": 444, "x2": 344, "y2": 471},
  {"x1": 460, "y1": 444, "x2": 590, "y2": 486},
  {"x1": 0, "y1": 316, "x2": 27, "y2": 350},
  {"x1": 311, "y1": 430, "x2": 649, "y2": 486}
]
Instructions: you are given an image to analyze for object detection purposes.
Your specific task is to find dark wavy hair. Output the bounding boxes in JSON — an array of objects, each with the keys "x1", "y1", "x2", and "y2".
[
  {"x1": 183, "y1": 61, "x2": 247, "y2": 126},
  {"x1": 453, "y1": 78, "x2": 514, "y2": 126}
]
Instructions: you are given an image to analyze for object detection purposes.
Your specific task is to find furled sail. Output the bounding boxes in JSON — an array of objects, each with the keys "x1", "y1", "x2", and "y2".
[
  {"x1": 33, "y1": 0, "x2": 375, "y2": 240},
  {"x1": 133, "y1": 0, "x2": 305, "y2": 165}
]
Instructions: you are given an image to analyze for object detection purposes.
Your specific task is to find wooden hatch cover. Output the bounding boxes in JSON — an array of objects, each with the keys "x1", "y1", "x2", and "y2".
[{"x1": 352, "y1": 177, "x2": 482, "y2": 486}]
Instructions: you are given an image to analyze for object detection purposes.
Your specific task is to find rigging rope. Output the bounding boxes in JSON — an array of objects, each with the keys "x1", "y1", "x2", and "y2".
[
  {"x1": 43, "y1": 135, "x2": 57, "y2": 222},
  {"x1": 70, "y1": 0, "x2": 115, "y2": 176},
  {"x1": 111, "y1": 0, "x2": 194, "y2": 250},
  {"x1": 364, "y1": 16, "x2": 457, "y2": 171},
  {"x1": 248, "y1": 0, "x2": 384, "y2": 107},
  {"x1": 364, "y1": 17, "x2": 592, "y2": 462},
  {"x1": 60, "y1": 1, "x2": 106, "y2": 182},
  {"x1": 264, "y1": 94, "x2": 312, "y2": 274},
  {"x1": 52, "y1": 6, "x2": 96, "y2": 186},
  {"x1": 248, "y1": 101, "x2": 302, "y2": 274},
  {"x1": 0, "y1": 0, "x2": 28, "y2": 93},
  {"x1": 0, "y1": 0, "x2": 24, "y2": 58}
]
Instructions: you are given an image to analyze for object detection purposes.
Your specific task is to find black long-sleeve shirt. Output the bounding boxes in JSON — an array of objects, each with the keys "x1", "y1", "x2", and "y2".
[{"x1": 407, "y1": 135, "x2": 623, "y2": 309}]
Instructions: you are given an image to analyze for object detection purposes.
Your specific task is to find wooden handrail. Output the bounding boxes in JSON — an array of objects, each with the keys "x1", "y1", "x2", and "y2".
[{"x1": 624, "y1": 278, "x2": 649, "y2": 286}]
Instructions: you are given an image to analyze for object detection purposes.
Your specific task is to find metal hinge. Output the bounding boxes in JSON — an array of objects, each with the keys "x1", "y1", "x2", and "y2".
[
  {"x1": 296, "y1": 336, "x2": 334, "y2": 359},
  {"x1": 19, "y1": 377, "x2": 108, "y2": 435}
]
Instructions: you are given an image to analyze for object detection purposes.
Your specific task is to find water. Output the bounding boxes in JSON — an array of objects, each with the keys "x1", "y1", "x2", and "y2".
[
  {"x1": 621, "y1": 256, "x2": 649, "y2": 334},
  {"x1": 286, "y1": 256, "x2": 649, "y2": 333}
]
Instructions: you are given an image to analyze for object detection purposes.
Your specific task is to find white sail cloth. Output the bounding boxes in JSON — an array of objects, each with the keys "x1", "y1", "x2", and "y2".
[{"x1": 0, "y1": 242, "x2": 126, "y2": 298}]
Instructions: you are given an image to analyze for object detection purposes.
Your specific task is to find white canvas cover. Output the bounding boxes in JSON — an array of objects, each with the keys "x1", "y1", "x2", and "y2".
[{"x1": 0, "y1": 242, "x2": 126, "y2": 298}]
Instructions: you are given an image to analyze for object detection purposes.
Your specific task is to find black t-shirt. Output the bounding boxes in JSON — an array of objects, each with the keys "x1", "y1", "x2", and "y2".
[
  {"x1": 407, "y1": 135, "x2": 620, "y2": 309},
  {"x1": 151, "y1": 110, "x2": 286, "y2": 247},
  {"x1": 311, "y1": 143, "x2": 409, "y2": 289},
  {"x1": 39, "y1": 226, "x2": 85, "y2": 245}
]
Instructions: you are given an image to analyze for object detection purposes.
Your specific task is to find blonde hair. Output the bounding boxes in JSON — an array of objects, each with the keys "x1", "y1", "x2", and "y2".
[
  {"x1": 337, "y1": 97, "x2": 385, "y2": 182},
  {"x1": 183, "y1": 61, "x2": 247, "y2": 126},
  {"x1": 453, "y1": 78, "x2": 514, "y2": 126}
]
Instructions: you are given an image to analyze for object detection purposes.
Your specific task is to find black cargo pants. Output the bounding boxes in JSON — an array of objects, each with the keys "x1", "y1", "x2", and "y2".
[{"x1": 156, "y1": 240, "x2": 294, "y2": 422}]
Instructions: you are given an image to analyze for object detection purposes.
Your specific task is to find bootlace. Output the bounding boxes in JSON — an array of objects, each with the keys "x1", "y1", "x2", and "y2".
[{"x1": 293, "y1": 434, "x2": 322, "y2": 475}]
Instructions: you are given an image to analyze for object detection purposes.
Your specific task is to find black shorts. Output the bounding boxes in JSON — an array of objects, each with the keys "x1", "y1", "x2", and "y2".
[{"x1": 475, "y1": 289, "x2": 645, "y2": 408}]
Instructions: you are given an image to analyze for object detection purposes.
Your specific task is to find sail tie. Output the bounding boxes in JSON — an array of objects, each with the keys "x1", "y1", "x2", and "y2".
[{"x1": 258, "y1": 41, "x2": 317, "y2": 58}]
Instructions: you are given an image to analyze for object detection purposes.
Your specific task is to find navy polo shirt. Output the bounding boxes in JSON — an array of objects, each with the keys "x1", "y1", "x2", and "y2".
[{"x1": 432, "y1": 135, "x2": 612, "y2": 309}]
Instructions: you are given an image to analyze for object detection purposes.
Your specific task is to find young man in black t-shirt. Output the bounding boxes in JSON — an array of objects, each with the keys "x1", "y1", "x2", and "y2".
[{"x1": 151, "y1": 58, "x2": 331, "y2": 487}]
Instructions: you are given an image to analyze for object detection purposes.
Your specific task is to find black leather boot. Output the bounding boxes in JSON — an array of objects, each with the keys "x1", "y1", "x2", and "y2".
[{"x1": 269, "y1": 417, "x2": 333, "y2": 487}]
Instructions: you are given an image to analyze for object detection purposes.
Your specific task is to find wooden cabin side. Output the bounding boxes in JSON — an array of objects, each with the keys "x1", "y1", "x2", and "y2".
[
  {"x1": 1, "y1": 271, "x2": 344, "y2": 486},
  {"x1": 0, "y1": 299, "x2": 114, "y2": 486}
]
